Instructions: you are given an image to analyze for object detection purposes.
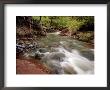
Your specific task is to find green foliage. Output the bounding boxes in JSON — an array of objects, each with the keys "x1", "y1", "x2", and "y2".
[
  {"x1": 32, "y1": 16, "x2": 51, "y2": 27},
  {"x1": 77, "y1": 32, "x2": 94, "y2": 42},
  {"x1": 32, "y1": 16, "x2": 94, "y2": 32}
]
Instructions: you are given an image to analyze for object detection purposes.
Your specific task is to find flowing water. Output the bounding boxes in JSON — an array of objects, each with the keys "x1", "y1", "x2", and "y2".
[
  {"x1": 21, "y1": 32, "x2": 94, "y2": 74},
  {"x1": 34, "y1": 32, "x2": 94, "y2": 74}
]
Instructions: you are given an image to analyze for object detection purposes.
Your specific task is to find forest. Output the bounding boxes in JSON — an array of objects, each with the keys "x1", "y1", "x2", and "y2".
[{"x1": 16, "y1": 16, "x2": 94, "y2": 74}]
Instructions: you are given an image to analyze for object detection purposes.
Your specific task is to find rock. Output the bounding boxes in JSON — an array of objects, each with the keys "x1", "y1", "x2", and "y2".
[
  {"x1": 35, "y1": 54, "x2": 43, "y2": 59},
  {"x1": 80, "y1": 51, "x2": 94, "y2": 61},
  {"x1": 41, "y1": 52, "x2": 66, "y2": 74},
  {"x1": 20, "y1": 49, "x2": 44, "y2": 60},
  {"x1": 16, "y1": 44, "x2": 25, "y2": 54},
  {"x1": 38, "y1": 48, "x2": 48, "y2": 53},
  {"x1": 42, "y1": 60, "x2": 64, "y2": 74},
  {"x1": 42, "y1": 52, "x2": 66, "y2": 62},
  {"x1": 59, "y1": 28, "x2": 71, "y2": 36},
  {"x1": 49, "y1": 52, "x2": 65, "y2": 61},
  {"x1": 16, "y1": 59, "x2": 52, "y2": 74},
  {"x1": 22, "y1": 52, "x2": 34, "y2": 59}
]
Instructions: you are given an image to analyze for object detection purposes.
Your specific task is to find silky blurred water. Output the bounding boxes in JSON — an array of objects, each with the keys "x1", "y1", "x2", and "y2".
[{"x1": 37, "y1": 32, "x2": 94, "y2": 74}]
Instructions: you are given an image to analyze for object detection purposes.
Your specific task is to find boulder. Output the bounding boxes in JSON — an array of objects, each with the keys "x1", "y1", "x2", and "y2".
[
  {"x1": 38, "y1": 48, "x2": 48, "y2": 53},
  {"x1": 59, "y1": 28, "x2": 71, "y2": 36}
]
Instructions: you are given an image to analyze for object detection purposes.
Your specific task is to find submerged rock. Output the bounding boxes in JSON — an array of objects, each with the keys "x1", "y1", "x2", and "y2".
[
  {"x1": 42, "y1": 52, "x2": 66, "y2": 62},
  {"x1": 38, "y1": 48, "x2": 48, "y2": 53},
  {"x1": 80, "y1": 50, "x2": 94, "y2": 61},
  {"x1": 41, "y1": 52, "x2": 66, "y2": 74}
]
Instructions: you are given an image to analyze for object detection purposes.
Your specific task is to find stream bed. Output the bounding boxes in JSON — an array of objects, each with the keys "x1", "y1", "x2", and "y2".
[{"x1": 17, "y1": 32, "x2": 94, "y2": 74}]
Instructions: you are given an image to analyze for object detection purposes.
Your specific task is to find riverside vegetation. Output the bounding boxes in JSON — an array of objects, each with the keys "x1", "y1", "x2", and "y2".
[{"x1": 16, "y1": 16, "x2": 94, "y2": 74}]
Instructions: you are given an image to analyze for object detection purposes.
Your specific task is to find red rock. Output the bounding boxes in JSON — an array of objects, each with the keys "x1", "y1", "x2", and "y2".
[
  {"x1": 59, "y1": 28, "x2": 71, "y2": 36},
  {"x1": 16, "y1": 59, "x2": 52, "y2": 74}
]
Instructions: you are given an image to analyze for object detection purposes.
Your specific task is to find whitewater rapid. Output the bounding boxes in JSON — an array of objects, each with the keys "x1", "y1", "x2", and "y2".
[{"x1": 41, "y1": 45, "x2": 94, "y2": 74}]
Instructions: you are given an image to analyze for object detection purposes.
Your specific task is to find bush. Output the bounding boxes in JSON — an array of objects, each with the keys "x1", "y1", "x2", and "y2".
[{"x1": 32, "y1": 16, "x2": 94, "y2": 32}]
